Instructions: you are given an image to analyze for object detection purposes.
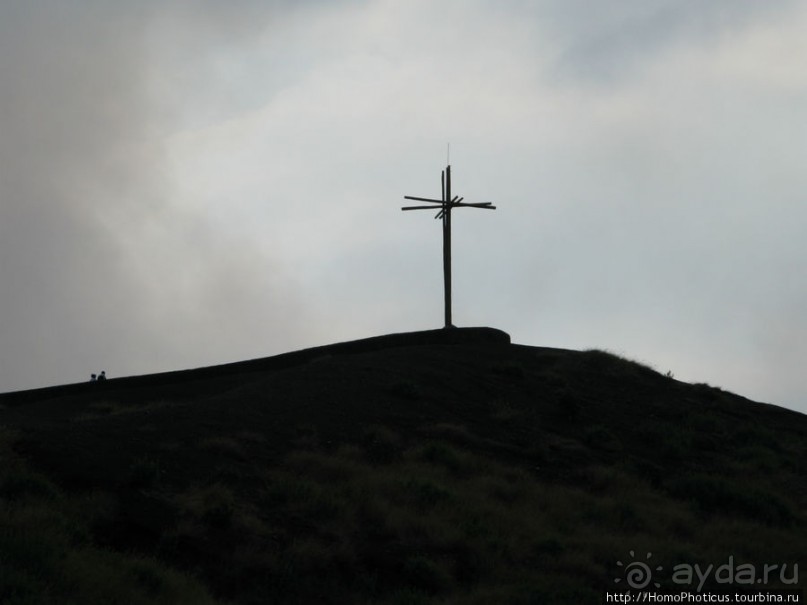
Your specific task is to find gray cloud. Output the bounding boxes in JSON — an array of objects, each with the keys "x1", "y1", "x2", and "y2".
[
  {"x1": 1, "y1": 1, "x2": 806, "y2": 415},
  {"x1": 542, "y1": 0, "x2": 797, "y2": 85},
  {"x1": 0, "y1": 2, "x2": 314, "y2": 390},
  {"x1": 1, "y1": 3, "x2": 152, "y2": 385}
]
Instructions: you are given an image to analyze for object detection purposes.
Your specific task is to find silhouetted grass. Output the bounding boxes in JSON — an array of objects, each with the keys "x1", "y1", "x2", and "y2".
[
  {"x1": 580, "y1": 348, "x2": 660, "y2": 378},
  {"x1": 150, "y1": 421, "x2": 803, "y2": 602},
  {"x1": 667, "y1": 473, "x2": 796, "y2": 528},
  {"x1": 0, "y1": 429, "x2": 216, "y2": 604},
  {"x1": 0, "y1": 334, "x2": 804, "y2": 602}
]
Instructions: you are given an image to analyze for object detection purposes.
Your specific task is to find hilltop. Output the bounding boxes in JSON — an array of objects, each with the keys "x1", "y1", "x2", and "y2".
[{"x1": 0, "y1": 328, "x2": 804, "y2": 604}]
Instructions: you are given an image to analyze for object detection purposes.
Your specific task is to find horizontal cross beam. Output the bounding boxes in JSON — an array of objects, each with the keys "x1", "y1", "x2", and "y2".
[
  {"x1": 455, "y1": 202, "x2": 495, "y2": 209},
  {"x1": 403, "y1": 196, "x2": 444, "y2": 204},
  {"x1": 404, "y1": 197, "x2": 497, "y2": 212}
]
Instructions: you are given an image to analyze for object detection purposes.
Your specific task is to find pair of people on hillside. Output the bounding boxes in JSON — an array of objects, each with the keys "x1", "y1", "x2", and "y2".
[{"x1": 90, "y1": 371, "x2": 107, "y2": 382}]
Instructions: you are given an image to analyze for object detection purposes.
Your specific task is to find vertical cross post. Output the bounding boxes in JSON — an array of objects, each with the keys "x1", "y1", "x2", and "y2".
[
  {"x1": 443, "y1": 166, "x2": 452, "y2": 328},
  {"x1": 402, "y1": 164, "x2": 496, "y2": 329}
]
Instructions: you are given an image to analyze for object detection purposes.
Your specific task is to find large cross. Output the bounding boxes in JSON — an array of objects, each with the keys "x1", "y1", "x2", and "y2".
[{"x1": 402, "y1": 164, "x2": 496, "y2": 328}]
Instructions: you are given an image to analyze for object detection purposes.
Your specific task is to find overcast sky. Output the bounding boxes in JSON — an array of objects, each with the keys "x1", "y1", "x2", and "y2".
[{"x1": 2, "y1": 0, "x2": 806, "y2": 414}]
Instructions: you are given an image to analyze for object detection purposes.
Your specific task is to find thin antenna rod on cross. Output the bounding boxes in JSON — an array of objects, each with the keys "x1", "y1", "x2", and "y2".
[{"x1": 402, "y1": 164, "x2": 496, "y2": 328}]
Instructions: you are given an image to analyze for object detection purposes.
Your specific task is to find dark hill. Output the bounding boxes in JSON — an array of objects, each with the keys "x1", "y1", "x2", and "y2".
[{"x1": 0, "y1": 328, "x2": 804, "y2": 604}]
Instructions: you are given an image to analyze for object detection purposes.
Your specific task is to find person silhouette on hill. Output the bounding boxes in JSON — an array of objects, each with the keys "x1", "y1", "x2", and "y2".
[
  {"x1": 90, "y1": 374, "x2": 97, "y2": 382},
  {"x1": 97, "y1": 371, "x2": 107, "y2": 382}
]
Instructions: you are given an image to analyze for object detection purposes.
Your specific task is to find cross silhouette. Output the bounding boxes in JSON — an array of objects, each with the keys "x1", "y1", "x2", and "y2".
[{"x1": 402, "y1": 164, "x2": 496, "y2": 328}]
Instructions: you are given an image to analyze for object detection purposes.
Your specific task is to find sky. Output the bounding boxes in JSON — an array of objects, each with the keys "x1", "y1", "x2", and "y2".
[{"x1": 2, "y1": 0, "x2": 806, "y2": 415}]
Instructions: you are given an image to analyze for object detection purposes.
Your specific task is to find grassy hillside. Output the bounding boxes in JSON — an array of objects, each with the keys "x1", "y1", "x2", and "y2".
[{"x1": 0, "y1": 328, "x2": 804, "y2": 604}]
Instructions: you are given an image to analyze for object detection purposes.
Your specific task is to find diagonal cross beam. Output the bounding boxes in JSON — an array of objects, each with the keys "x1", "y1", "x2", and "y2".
[{"x1": 402, "y1": 164, "x2": 496, "y2": 328}]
